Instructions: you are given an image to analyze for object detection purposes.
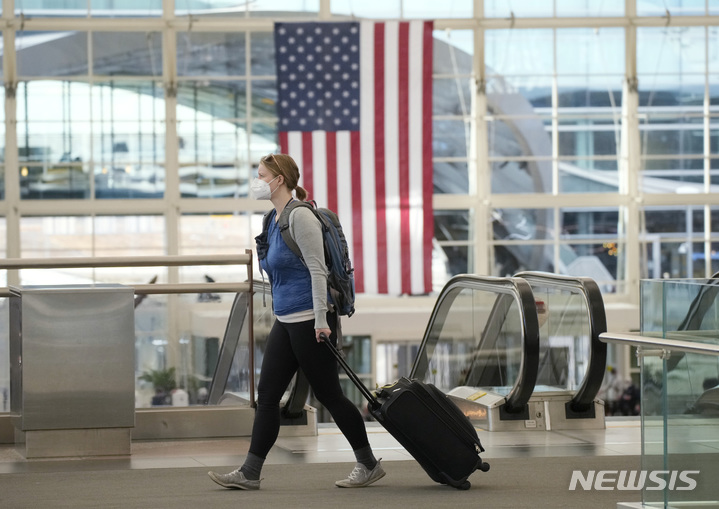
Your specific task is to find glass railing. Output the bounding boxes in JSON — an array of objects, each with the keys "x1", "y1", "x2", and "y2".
[
  {"x1": 601, "y1": 278, "x2": 719, "y2": 508},
  {"x1": 0, "y1": 254, "x2": 256, "y2": 412}
]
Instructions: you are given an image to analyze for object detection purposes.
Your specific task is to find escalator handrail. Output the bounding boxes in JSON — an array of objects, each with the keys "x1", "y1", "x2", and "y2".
[
  {"x1": 409, "y1": 274, "x2": 540, "y2": 415},
  {"x1": 662, "y1": 275, "x2": 719, "y2": 372},
  {"x1": 514, "y1": 271, "x2": 607, "y2": 413}
]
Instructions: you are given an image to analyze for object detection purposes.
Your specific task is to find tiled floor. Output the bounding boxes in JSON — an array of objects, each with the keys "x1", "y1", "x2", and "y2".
[{"x1": 0, "y1": 417, "x2": 641, "y2": 474}]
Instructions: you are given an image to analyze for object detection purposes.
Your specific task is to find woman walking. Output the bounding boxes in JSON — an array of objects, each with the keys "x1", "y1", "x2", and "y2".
[{"x1": 207, "y1": 154, "x2": 384, "y2": 490}]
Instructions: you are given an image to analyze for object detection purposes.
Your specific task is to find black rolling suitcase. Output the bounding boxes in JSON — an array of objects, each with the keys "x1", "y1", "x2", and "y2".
[{"x1": 322, "y1": 335, "x2": 490, "y2": 490}]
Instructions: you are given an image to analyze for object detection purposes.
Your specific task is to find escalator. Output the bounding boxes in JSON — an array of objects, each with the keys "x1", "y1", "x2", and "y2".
[
  {"x1": 209, "y1": 272, "x2": 608, "y2": 432},
  {"x1": 514, "y1": 271, "x2": 607, "y2": 428},
  {"x1": 410, "y1": 272, "x2": 607, "y2": 431},
  {"x1": 410, "y1": 275, "x2": 541, "y2": 430}
]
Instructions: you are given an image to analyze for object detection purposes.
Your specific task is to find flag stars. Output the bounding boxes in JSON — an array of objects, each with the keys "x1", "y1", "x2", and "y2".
[{"x1": 276, "y1": 22, "x2": 361, "y2": 131}]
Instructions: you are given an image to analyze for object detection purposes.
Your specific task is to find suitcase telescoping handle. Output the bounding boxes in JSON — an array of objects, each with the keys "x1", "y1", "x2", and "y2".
[{"x1": 320, "y1": 332, "x2": 377, "y2": 405}]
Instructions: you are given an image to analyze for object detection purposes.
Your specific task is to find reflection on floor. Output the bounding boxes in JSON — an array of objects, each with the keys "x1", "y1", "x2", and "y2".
[{"x1": 0, "y1": 417, "x2": 640, "y2": 474}]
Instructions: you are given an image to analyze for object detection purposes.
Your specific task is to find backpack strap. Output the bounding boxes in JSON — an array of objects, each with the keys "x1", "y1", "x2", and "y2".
[
  {"x1": 255, "y1": 209, "x2": 277, "y2": 309},
  {"x1": 277, "y1": 200, "x2": 318, "y2": 261},
  {"x1": 255, "y1": 209, "x2": 276, "y2": 261}
]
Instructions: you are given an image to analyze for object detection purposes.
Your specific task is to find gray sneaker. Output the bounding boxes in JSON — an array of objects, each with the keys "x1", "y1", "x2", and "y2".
[
  {"x1": 335, "y1": 460, "x2": 386, "y2": 488},
  {"x1": 207, "y1": 468, "x2": 261, "y2": 490}
]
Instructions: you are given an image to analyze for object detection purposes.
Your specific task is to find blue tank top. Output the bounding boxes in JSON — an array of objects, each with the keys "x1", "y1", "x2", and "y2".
[{"x1": 259, "y1": 210, "x2": 314, "y2": 316}]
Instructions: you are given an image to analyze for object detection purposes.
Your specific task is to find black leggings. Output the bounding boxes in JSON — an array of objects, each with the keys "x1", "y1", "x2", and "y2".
[{"x1": 248, "y1": 313, "x2": 370, "y2": 459}]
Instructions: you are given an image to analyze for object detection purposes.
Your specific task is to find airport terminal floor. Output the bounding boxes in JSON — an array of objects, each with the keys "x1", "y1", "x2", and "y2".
[{"x1": 0, "y1": 418, "x2": 642, "y2": 509}]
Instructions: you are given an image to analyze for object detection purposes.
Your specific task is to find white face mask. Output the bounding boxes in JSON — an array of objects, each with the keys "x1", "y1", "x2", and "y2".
[{"x1": 250, "y1": 175, "x2": 279, "y2": 200}]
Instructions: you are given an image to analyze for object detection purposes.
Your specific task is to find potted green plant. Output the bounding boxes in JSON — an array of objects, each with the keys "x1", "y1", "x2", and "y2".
[{"x1": 139, "y1": 367, "x2": 177, "y2": 406}]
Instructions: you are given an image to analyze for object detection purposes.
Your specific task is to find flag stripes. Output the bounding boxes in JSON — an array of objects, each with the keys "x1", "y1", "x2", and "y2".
[{"x1": 276, "y1": 20, "x2": 433, "y2": 296}]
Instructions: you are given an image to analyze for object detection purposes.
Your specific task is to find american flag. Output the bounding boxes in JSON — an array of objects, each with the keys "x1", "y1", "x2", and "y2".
[{"x1": 274, "y1": 20, "x2": 434, "y2": 296}]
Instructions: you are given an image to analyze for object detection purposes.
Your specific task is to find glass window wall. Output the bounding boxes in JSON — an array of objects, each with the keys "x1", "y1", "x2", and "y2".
[
  {"x1": 491, "y1": 207, "x2": 555, "y2": 275},
  {"x1": 92, "y1": 32, "x2": 162, "y2": 77},
  {"x1": 637, "y1": 26, "x2": 712, "y2": 193},
  {"x1": 433, "y1": 28, "x2": 474, "y2": 196},
  {"x1": 91, "y1": 1, "x2": 163, "y2": 17},
  {"x1": 93, "y1": 81, "x2": 166, "y2": 199},
  {"x1": 434, "y1": 209, "x2": 471, "y2": 290},
  {"x1": 1, "y1": 8, "x2": 715, "y2": 279},
  {"x1": 16, "y1": 30, "x2": 88, "y2": 77},
  {"x1": 19, "y1": 215, "x2": 165, "y2": 285},
  {"x1": 637, "y1": 0, "x2": 710, "y2": 16},
  {"x1": 1, "y1": 0, "x2": 719, "y2": 413},
  {"x1": 642, "y1": 206, "x2": 719, "y2": 278},
  {"x1": 486, "y1": 30, "x2": 554, "y2": 195},
  {"x1": 17, "y1": 81, "x2": 91, "y2": 199}
]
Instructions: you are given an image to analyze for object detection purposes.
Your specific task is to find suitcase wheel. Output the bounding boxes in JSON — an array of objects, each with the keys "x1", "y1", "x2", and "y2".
[
  {"x1": 458, "y1": 481, "x2": 471, "y2": 490},
  {"x1": 479, "y1": 462, "x2": 490, "y2": 472}
]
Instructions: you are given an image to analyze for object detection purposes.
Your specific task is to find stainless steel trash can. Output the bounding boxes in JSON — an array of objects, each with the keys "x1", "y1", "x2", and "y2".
[{"x1": 9, "y1": 285, "x2": 135, "y2": 458}]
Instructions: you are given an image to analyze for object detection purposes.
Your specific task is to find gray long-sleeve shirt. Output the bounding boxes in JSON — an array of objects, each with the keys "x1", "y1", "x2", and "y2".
[{"x1": 286, "y1": 206, "x2": 330, "y2": 328}]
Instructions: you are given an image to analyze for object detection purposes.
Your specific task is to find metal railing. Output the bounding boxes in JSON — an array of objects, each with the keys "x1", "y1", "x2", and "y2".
[
  {"x1": 0, "y1": 251, "x2": 256, "y2": 406},
  {"x1": 599, "y1": 331, "x2": 719, "y2": 357}
]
